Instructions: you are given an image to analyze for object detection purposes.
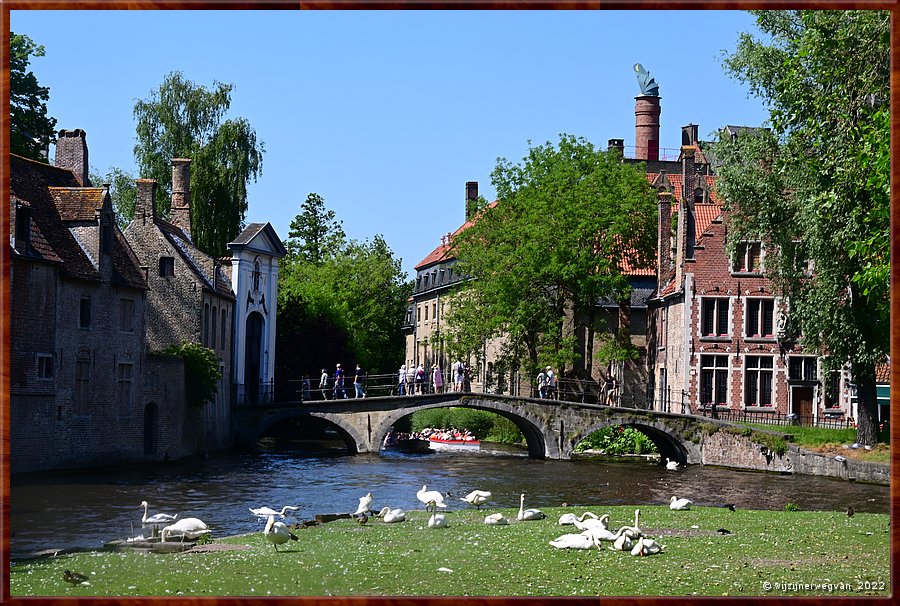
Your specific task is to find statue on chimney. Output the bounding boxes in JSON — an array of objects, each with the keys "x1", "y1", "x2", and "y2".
[{"x1": 634, "y1": 63, "x2": 660, "y2": 97}]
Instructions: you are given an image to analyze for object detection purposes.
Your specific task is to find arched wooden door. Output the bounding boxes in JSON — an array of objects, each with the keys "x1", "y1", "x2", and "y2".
[{"x1": 244, "y1": 312, "x2": 264, "y2": 404}]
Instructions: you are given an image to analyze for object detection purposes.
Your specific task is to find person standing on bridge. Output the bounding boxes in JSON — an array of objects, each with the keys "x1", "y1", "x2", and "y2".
[
  {"x1": 536, "y1": 367, "x2": 548, "y2": 399},
  {"x1": 354, "y1": 364, "x2": 366, "y2": 398},
  {"x1": 546, "y1": 366, "x2": 557, "y2": 400},
  {"x1": 333, "y1": 363, "x2": 347, "y2": 399},
  {"x1": 397, "y1": 364, "x2": 407, "y2": 395},
  {"x1": 319, "y1": 368, "x2": 330, "y2": 400},
  {"x1": 451, "y1": 359, "x2": 464, "y2": 392},
  {"x1": 432, "y1": 364, "x2": 444, "y2": 394},
  {"x1": 414, "y1": 364, "x2": 426, "y2": 394},
  {"x1": 301, "y1": 374, "x2": 311, "y2": 401}
]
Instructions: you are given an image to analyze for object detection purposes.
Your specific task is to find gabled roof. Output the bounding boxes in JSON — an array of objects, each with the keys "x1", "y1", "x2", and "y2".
[
  {"x1": 10, "y1": 156, "x2": 148, "y2": 290},
  {"x1": 229, "y1": 222, "x2": 287, "y2": 258},
  {"x1": 414, "y1": 202, "x2": 498, "y2": 270},
  {"x1": 157, "y1": 218, "x2": 235, "y2": 299},
  {"x1": 646, "y1": 173, "x2": 719, "y2": 204}
]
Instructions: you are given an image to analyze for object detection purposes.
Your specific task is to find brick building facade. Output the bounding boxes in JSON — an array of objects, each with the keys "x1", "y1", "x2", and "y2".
[{"x1": 9, "y1": 132, "x2": 189, "y2": 473}]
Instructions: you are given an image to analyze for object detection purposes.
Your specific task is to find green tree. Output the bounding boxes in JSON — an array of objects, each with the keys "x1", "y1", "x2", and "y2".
[
  {"x1": 287, "y1": 193, "x2": 347, "y2": 264},
  {"x1": 90, "y1": 166, "x2": 137, "y2": 229},
  {"x1": 447, "y1": 134, "x2": 657, "y2": 377},
  {"x1": 132, "y1": 71, "x2": 264, "y2": 257},
  {"x1": 713, "y1": 10, "x2": 889, "y2": 445},
  {"x1": 10, "y1": 32, "x2": 57, "y2": 161}
]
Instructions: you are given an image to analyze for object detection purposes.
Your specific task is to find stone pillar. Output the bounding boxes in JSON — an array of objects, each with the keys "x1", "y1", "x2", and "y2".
[
  {"x1": 657, "y1": 191, "x2": 673, "y2": 291},
  {"x1": 634, "y1": 96, "x2": 661, "y2": 161},
  {"x1": 54, "y1": 129, "x2": 90, "y2": 186}
]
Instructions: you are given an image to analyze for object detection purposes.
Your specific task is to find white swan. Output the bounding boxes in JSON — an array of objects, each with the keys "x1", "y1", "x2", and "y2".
[
  {"x1": 573, "y1": 513, "x2": 610, "y2": 531},
  {"x1": 354, "y1": 492, "x2": 374, "y2": 515},
  {"x1": 580, "y1": 524, "x2": 633, "y2": 543},
  {"x1": 249, "y1": 505, "x2": 299, "y2": 519},
  {"x1": 417, "y1": 485, "x2": 447, "y2": 509},
  {"x1": 427, "y1": 512, "x2": 448, "y2": 528},
  {"x1": 669, "y1": 496, "x2": 693, "y2": 510},
  {"x1": 484, "y1": 512, "x2": 509, "y2": 525},
  {"x1": 558, "y1": 511, "x2": 598, "y2": 525},
  {"x1": 666, "y1": 458, "x2": 680, "y2": 470},
  {"x1": 161, "y1": 517, "x2": 209, "y2": 542},
  {"x1": 460, "y1": 490, "x2": 492, "y2": 509},
  {"x1": 630, "y1": 536, "x2": 664, "y2": 556},
  {"x1": 609, "y1": 528, "x2": 636, "y2": 551},
  {"x1": 549, "y1": 532, "x2": 599, "y2": 550},
  {"x1": 517, "y1": 493, "x2": 546, "y2": 521},
  {"x1": 264, "y1": 514, "x2": 298, "y2": 551},
  {"x1": 375, "y1": 506, "x2": 406, "y2": 523},
  {"x1": 140, "y1": 501, "x2": 178, "y2": 529}
]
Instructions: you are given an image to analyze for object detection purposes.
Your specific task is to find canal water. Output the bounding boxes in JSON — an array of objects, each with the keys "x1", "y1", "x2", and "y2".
[{"x1": 10, "y1": 443, "x2": 889, "y2": 559}]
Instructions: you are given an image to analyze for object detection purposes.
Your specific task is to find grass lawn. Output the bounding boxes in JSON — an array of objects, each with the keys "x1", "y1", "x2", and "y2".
[
  {"x1": 10, "y1": 505, "x2": 890, "y2": 597},
  {"x1": 741, "y1": 423, "x2": 891, "y2": 464}
]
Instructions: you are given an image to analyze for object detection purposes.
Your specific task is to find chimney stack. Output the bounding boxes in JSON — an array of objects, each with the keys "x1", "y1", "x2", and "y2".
[
  {"x1": 635, "y1": 96, "x2": 661, "y2": 161},
  {"x1": 465, "y1": 181, "x2": 478, "y2": 220},
  {"x1": 135, "y1": 179, "x2": 158, "y2": 226},
  {"x1": 681, "y1": 123, "x2": 699, "y2": 147},
  {"x1": 169, "y1": 158, "x2": 192, "y2": 240},
  {"x1": 54, "y1": 129, "x2": 91, "y2": 186},
  {"x1": 607, "y1": 139, "x2": 625, "y2": 156},
  {"x1": 657, "y1": 191, "x2": 673, "y2": 292}
]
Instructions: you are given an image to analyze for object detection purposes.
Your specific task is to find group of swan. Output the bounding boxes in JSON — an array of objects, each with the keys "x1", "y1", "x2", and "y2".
[
  {"x1": 140, "y1": 501, "x2": 210, "y2": 542},
  {"x1": 550, "y1": 508, "x2": 662, "y2": 556}
]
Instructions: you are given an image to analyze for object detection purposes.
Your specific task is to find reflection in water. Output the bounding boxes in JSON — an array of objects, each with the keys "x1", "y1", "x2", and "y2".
[{"x1": 10, "y1": 444, "x2": 888, "y2": 558}]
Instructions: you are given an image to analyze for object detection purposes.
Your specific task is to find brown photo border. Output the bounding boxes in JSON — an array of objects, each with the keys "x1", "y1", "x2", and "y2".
[{"x1": 1, "y1": 1, "x2": 896, "y2": 605}]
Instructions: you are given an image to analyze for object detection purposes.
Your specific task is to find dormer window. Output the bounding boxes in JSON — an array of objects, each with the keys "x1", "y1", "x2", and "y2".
[
  {"x1": 15, "y1": 203, "x2": 31, "y2": 252},
  {"x1": 733, "y1": 241, "x2": 763, "y2": 274}
]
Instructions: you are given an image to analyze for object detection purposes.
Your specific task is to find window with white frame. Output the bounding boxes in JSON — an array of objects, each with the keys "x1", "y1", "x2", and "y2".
[
  {"x1": 732, "y1": 241, "x2": 763, "y2": 273},
  {"x1": 37, "y1": 354, "x2": 53, "y2": 380},
  {"x1": 700, "y1": 355, "x2": 729, "y2": 407},
  {"x1": 745, "y1": 298, "x2": 775, "y2": 338},
  {"x1": 744, "y1": 356, "x2": 774, "y2": 407},
  {"x1": 700, "y1": 298, "x2": 729, "y2": 337}
]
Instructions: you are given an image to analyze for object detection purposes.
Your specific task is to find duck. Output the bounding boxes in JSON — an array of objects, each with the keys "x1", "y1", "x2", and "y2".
[
  {"x1": 417, "y1": 485, "x2": 447, "y2": 510},
  {"x1": 354, "y1": 492, "x2": 374, "y2": 515},
  {"x1": 669, "y1": 496, "x2": 693, "y2": 510},
  {"x1": 484, "y1": 512, "x2": 509, "y2": 525},
  {"x1": 161, "y1": 517, "x2": 210, "y2": 542},
  {"x1": 517, "y1": 493, "x2": 546, "y2": 521},
  {"x1": 460, "y1": 490, "x2": 492, "y2": 510},
  {"x1": 357, "y1": 512, "x2": 369, "y2": 526},
  {"x1": 665, "y1": 458, "x2": 680, "y2": 470},
  {"x1": 263, "y1": 514, "x2": 298, "y2": 551},
  {"x1": 63, "y1": 570, "x2": 91, "y2": 587},
  {"x1": 427, "y1": 510, "x2": 448, "y2": 528},
  {"x1": 375, "y1": 506, "x2": 406, "y2": 523},
  {"x1": 558, "y1": 511, "x2": 598, "y2": 526},
  {"x1": 573, "y1": 513, "x2": 609, "y2": 531},
  {"x1": 249, "y1": 505, "x2": 299, "y2": 519}
]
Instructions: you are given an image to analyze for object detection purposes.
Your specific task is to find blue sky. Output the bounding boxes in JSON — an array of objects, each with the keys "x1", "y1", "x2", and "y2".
[{"x1": 11, "y1": 10, "x2": 771, "y2": 279}]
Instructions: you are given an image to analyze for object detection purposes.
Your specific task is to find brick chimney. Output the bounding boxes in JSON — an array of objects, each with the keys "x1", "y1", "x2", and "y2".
[
  {"x1": 54, "y1": 129, "x2": 91, "y2": 186},
  {"x1": 607, "y1": 139, "x2": 625, "y2": 156},
  {"x1": 657, "y1": 191, "x2": 673, "y2": 292},
  {"x1": 681, "y1": 146, "x2": 697, "y2": 260},
  {"x1": 465, "y1": 181, "x2": 478, "y2": 221},
  {"x1": 681, "y1": 123, "x2": 699, "y2": 147},
  {"x1": 169, "y1": 158, "x2": 192, "y2": 239},
  {"x1": 134, "y1": 179, "x2": 158, "y2": 226},
  {"x1": 635, "y1": 96, "x2": 661, "y2": 161}
]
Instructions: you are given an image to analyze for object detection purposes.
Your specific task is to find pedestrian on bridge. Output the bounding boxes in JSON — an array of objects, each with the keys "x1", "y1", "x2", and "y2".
[
  {"x1": 354, "y1": 364, "x2": 366, "y2": 398},
  {"x1": 397, "y1": 365, "x2": 407, "y2": 395},
  {"x1": 301, "y1": 374, "x2": 311, "y2": 401},
  {"x1": 536, "y1": 368, "x2": 548, "y2": 399},
  {"x1": 433, "y1": 365, "x2": 444, "y2": 394},
  {"x1": 546, "y1": 366, "x2": 557, "y2": 400},
  {"x1": 414, "y1": 364, "x2": 426, "y2": 394},
  {"x1": 452, "y1": 359, "x2": 465, "y2": 392},
  {"x1": 334, "y1": 363, "x2": 347, "y2": 399},
  {"x1": 319, "y1": 369, "x2": 330, "y2": 400}
]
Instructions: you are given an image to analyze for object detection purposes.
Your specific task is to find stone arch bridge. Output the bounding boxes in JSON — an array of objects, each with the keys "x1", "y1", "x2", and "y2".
[{"x1": 233, "y1": 393, "x2": 798, "y2": 472}]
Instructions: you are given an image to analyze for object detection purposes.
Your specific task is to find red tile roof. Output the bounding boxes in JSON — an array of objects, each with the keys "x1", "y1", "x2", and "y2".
[
  {"x1": 646, "y1": 173, "x2": 719, "y2": 204},
  {"x1": 875, "y1": 360, "x2": 890, "y2": 383},
  {"x1": 414, "y1": 201, "x2": 498, "y2": 270},
  {"x1": 48, "y1": 187, "x2": 106, "y2": 221}
]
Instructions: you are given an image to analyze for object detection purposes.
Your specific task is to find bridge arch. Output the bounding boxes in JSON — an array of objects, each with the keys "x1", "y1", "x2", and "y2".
[
  {"x1": 370, "y1": 398, "x2": 555, "y2": 459},
  {"x1": 253, "y1": 410, "x2": 368, "y2": 453},
  {"x1": 567, "y1": 418, "x2": 701, "y2": 464}
]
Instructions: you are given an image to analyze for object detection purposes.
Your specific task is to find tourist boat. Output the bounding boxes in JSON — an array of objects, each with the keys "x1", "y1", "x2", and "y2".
[
  {"x1": 383, "y1": 438, "x2": 432, "y2": 454},
  {"x1": 428, "y1": 436, "x2": 481, "y2": 451}
]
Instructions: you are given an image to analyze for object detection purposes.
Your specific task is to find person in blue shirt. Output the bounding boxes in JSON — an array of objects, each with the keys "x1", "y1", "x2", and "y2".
[
  {"x1": 354, "y1": 364, "x2": 366, "y2": 398},
  {"x1": 333, "y1": 363, "x2": 347, "y2": 399}
]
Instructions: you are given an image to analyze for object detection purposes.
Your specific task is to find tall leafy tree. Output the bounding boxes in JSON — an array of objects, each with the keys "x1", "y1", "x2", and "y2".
[
  {"x1": 713, "y1": 10, "x2": 889, "y2": 445},
  {"x1": 90, "y1": 166, "x2": 137, "y2": 229},
  {"x1": 10, "y1": 32, "x2": 57, "y2": 161},
  {"x1": 448, "y1": 134, "x2": 657, "y2": 376},
  {"x1": 132, "y1": 71, "x2": 264, "y2": 256},
  {"x1": 287, "y1": 193, "x2": 347, "y2": 264}
]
